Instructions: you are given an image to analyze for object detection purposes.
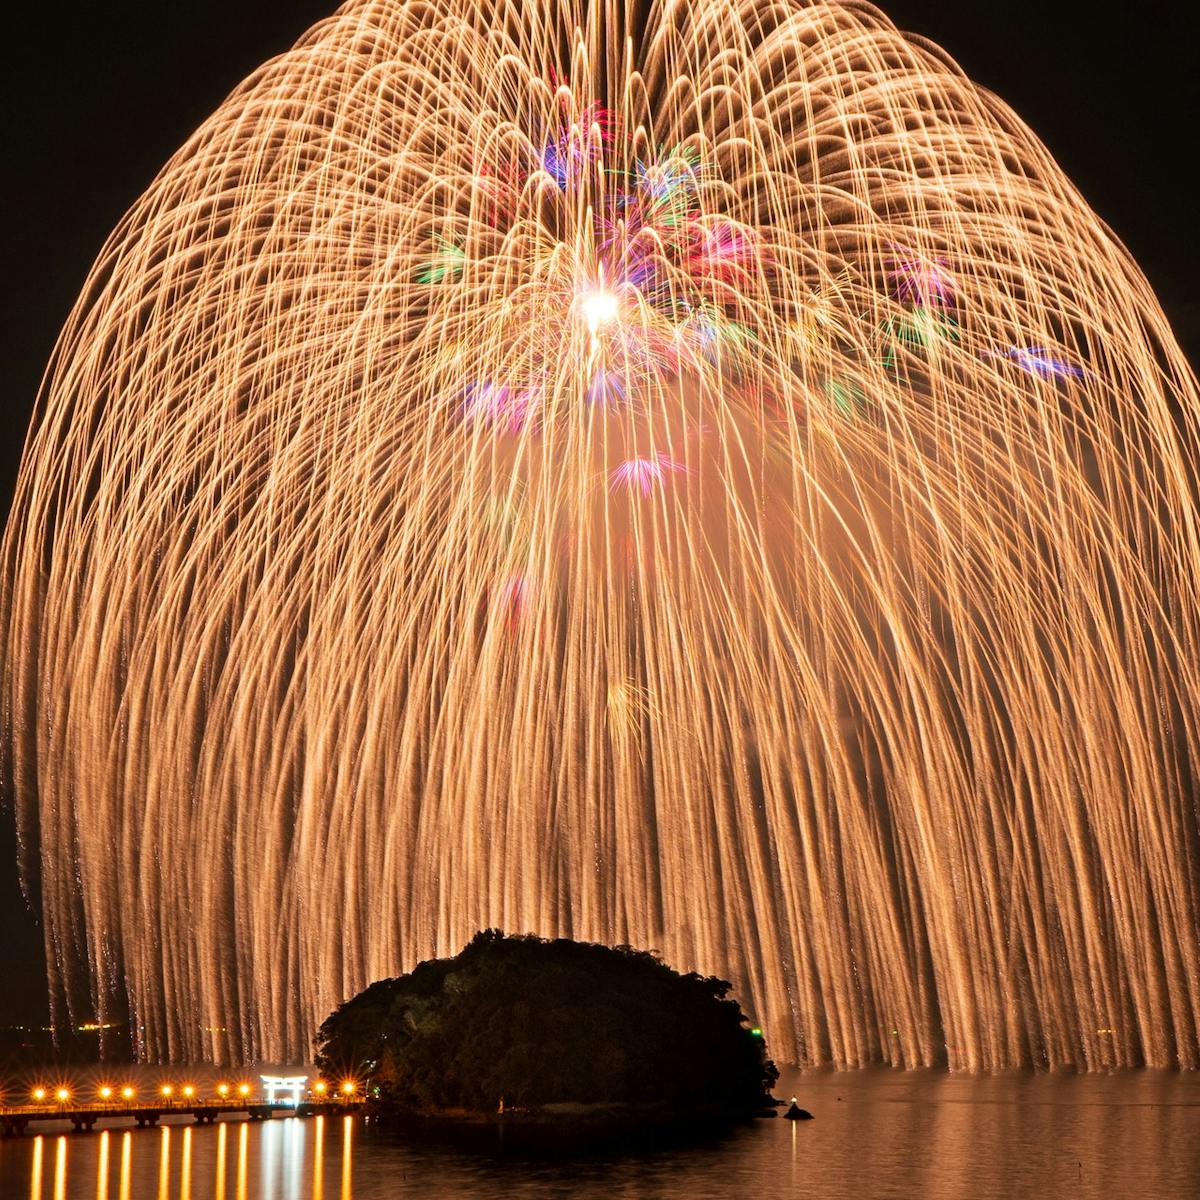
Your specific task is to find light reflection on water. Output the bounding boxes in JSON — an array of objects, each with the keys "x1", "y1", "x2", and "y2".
[
  {"x1": 7, "y1": 1114, "x2": 357, "y2": 1200},
  {"x1": 2, "y1": 1069, "x2": 1199, "y2": 1200}
]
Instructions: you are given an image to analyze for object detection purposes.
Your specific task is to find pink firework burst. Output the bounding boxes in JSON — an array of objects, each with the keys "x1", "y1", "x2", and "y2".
[
  {"x1": 689, "y1": 216, "x2": 757, "y2": 276},
  {"x1": 459, "y1": 381, "x2": 540, "y2": 434},
  {"x1": 495, "y1": 574, "x2": 532, "y2": 629},
  {"x1": 886, "y1": 243, "x2": 955, "y2": 306},
  {"x1": 608, "y1": 453, "x2": 688, "y2": 497}
]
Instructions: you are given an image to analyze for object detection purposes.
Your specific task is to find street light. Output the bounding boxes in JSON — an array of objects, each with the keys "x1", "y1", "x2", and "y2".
[
  {"x1": 160, "y1": 1085, "x2": 174, "y2": 1100},
  {"x1": 340, "y1": 1081, "x2": 355, "y2": 1096},
  {"x1": 31, "y1": 1087, "x2": 46, "y2": 1103},
  {"x1": 121, "y1": 1086, "x2": 135, "y2": 1101},
  {"x1": 312, "y1": 1081, "x2": 327, "y2": 1096},
  {"x1": 237, "y1": 1083, "x2": 251, "y2": 1098},
  {"x1": 98, "y1": 1086, "x2": 113, "y2": 1101},
  {"x1": 55, "y1": 1088, "x2": 71, "y2": 1104},
  {"x1": 182, "y1": 1085, "x2": 195, "y2": 1099},
  {"x1": 216, "y1": 1083, "x2": 230, "y2": 1098}
]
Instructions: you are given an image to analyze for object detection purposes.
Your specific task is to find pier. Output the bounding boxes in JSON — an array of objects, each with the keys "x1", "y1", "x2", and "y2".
[
  {"x1": 0, "y1": 1079, "x2": 363, "y2": 1137},
  {"x1": 0, "y1": 1100, "x2": 346, "y2": 1136}
]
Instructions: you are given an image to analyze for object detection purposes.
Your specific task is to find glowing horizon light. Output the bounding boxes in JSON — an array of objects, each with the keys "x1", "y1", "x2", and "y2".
[{"x1": 3, "y1": 0, "x2": 1199, "y2": 1073}]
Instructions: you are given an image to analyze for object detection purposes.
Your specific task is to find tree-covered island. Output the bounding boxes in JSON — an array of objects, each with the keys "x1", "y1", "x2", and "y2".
[{"x1": 315, "y1": 930, "x2": 779, "y2": 1131}]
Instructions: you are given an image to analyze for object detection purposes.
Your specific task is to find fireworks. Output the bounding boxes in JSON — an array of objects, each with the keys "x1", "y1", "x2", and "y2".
[
  {"x1": 4, "y1": 0, "x2": 1200, "y2": 1070},
  {"x1": 609, "y1": 453, "x2": 688, "y2": 496}
]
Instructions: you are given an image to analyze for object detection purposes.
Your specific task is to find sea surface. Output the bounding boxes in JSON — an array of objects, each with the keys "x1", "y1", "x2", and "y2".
[{"x1": 1, "y1": 1066, "x2": 1197, "y2": 1199}]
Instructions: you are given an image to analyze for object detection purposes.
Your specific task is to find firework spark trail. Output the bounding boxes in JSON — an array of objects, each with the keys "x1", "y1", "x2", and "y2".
[{"x1": 4, "y1": 0, "x2": 1200, "y2": 1068}]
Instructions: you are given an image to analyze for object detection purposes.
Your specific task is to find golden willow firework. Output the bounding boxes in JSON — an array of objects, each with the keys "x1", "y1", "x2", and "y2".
[{"x1": 5, "y1": 0, "x2": 1200, "y2": 1069}]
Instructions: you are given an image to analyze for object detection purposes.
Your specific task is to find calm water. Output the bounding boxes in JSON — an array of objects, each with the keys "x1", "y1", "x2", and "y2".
[{"x1": 1, "y1": 1067, "x2": 1197, "y2": 1199}]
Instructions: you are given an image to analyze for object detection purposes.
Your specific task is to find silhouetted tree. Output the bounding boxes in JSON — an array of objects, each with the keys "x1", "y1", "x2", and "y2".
[{"x1": 315, "y1": 930, "x2": 778, "y2": 1114}]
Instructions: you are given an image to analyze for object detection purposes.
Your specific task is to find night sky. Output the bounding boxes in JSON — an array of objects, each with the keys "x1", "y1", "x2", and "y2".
[{"x1": 1, "y1": 0, "x2": 1196, "y2": 1028}]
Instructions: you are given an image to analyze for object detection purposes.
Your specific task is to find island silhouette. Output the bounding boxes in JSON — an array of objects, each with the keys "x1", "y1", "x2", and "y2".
[{"x1": 315, "y1": 930, "x2": 780, "y2": 1139}]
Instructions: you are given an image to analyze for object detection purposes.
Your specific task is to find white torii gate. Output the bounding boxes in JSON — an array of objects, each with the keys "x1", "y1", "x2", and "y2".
[{"x1": 259, "y1": 1075, "x2": 308, "y2": 1106}]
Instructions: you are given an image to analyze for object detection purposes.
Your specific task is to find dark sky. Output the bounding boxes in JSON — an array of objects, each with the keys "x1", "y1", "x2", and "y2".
[{"x1": 1, "y1": 0, "x2": 1196, "y2": 1025}]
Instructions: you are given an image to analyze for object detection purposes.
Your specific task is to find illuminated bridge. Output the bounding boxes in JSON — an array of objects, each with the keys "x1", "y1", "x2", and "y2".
[{"x1": 0, "y1": 1076, "x2": 363, "y2": 1137}]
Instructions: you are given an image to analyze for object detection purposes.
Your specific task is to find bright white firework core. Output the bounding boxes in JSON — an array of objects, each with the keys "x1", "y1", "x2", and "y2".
[{"x1": 580, "y1": 286, "x2": 619, "y2": 334}]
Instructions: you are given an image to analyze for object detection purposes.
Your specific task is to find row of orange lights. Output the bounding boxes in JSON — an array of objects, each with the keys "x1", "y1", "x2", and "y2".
[{"x1": 23, "y1": 1081, "x2": 356, "y2": 1104}]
